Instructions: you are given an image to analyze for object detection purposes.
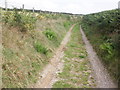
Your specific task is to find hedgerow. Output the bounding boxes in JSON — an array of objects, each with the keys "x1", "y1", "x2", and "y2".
[{"x1": 81, "y1": 9, "x2": 120, "y2": 82}]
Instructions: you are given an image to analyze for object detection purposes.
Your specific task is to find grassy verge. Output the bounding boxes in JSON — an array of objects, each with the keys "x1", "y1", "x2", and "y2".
[{"x1": 52, "y1": 24, "x2": 96, "y2": 88}]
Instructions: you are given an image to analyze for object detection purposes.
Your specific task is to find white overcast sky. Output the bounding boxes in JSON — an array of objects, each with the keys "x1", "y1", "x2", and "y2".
[{"x1": 0, "y1": 0, "x2": 119, "y2": 14}]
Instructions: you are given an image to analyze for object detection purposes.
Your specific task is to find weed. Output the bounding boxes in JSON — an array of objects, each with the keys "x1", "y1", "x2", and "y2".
[
  {"x1": 79, "y1": 55, "x2": 86, "y2": 58},
  {"x1": 100, "y1": 42, "x2": 115, "y2": 61},
  {"x1": 43, "y1": 28, "x2": 57, "y2": 40},
  {"x1": 34, "y1": 42, "x2": 48, "y2": 54}
]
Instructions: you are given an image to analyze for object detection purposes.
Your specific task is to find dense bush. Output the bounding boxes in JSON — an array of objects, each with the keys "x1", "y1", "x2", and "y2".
[
  {"x1": 3, "y1": 8, "x2": 37, "y2": 32},
  {"x1": 81, "y1": 9, "x2": 120, "y2": 82}
]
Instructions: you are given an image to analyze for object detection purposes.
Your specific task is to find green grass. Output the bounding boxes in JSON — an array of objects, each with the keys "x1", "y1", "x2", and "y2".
[
  {"x1": 53, "y1": 81, "x2": 76, "y2": 88},
  {"x1": 52, "y1": 24, "x2": 95, "y2": 88},
  {"x1": 64, "y1": 21, "x2": 72, "y2": 29}
]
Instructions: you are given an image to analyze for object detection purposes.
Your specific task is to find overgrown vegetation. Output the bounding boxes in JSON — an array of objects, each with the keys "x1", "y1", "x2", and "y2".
[
  {"x1": 3, "y1": 8, "x2": 37, "y2": 32},
  {"x1": 81, "y1": 9, "x2": 120, "y2": 83},
  {"x1": 2, "y1": 8, "x2": 74, "y2": 88},
  {"x1": 53, "y1": 24, "x2": 95, "y2": 88}
]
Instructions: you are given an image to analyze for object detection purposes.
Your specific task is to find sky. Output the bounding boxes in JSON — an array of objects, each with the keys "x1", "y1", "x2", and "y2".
[{"x1": 0, "y1": 0, "x2": 119, "y2": 14}]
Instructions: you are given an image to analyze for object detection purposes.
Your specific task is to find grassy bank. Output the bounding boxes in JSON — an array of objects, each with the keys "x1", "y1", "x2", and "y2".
[{"x1": 2, "y1": 9, "x2": 73, "y2": 88}]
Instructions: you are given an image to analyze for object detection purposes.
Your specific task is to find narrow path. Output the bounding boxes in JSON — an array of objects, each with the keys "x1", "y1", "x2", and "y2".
[
  {"x1": 80, "y1": 26, "x2": 117, "y2": 88},
  {"x1": 34, "y1": 24, "x2": 75, "y2": 88}
]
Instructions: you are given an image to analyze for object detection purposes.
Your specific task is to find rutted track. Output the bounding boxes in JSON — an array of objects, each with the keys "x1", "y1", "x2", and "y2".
[
  {"x1": 80, "y1": 26, "x2": 117, "y2": 88},
  {"x1": 34, "y1": 24, "x2": 75, "y2": 88},
  {"x1": 33, "y1": 24, "x2": 117, "y2": 88}
]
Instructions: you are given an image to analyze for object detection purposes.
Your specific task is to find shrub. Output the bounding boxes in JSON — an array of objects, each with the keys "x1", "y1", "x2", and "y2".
[
  {"x1": 100, "y1": 43, "x2": 114, "y2": 60},
  {"x1": 3, "y1": 8, "x2": 37, "y2": 32},
  {"x1": 2, "y1": 12, "x2": 12, "y2": 24},
  {"x1": 20, "y1": 13, "x2": 36, "y2": 32},
  {"x1": 43, "y1": 28, "x2": 57, "y2": 40},
  {"x1": 34, "y1": 42, "x2": 48, "y2": 54}
]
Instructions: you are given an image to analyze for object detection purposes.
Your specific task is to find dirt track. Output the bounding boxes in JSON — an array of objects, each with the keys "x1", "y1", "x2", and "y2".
[
  {"x1": 34, "y1": 24, "x2": 75, "y2": 88},
  {"x1": 33, "y1": 24, "x2": 117, "y2": 88},
  {"x1": 80, "y1": 26, "x2": 117, "y2": 88}
]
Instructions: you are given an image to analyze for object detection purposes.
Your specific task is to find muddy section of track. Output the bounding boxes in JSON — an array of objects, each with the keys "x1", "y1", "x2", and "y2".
[
  {"x1": 80, "y1": 26, "x2": 117, "y2": 88},
  {"x1": 34, "y1": 25, "x2": 75, "y2": 88}
]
